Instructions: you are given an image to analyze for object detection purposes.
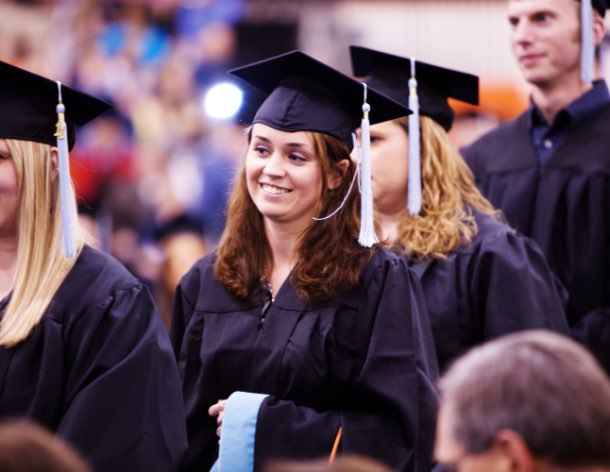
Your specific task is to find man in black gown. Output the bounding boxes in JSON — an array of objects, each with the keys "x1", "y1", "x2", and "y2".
[{"x1": 462, "y1": 0, "x2": 610, "y2": 374}]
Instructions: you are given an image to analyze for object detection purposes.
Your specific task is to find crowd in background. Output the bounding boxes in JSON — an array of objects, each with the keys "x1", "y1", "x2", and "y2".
[
  {"x1": 3, "y1": 2, "x2": 610, "y2": 471},
  {"x1": 2, "y1": 0, "x2": 606, "y2": 333},
  {"x1": 1, "y1": 0, "x2": 289, "y2": 326}
]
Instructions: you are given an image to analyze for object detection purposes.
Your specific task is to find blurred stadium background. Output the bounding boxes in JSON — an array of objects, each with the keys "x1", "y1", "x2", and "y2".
[{"x1": 2, "y1": 0, "x2": 608, "y2": 326}]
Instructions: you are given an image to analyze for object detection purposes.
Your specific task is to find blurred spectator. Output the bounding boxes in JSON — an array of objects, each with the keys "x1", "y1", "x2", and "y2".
[
  {"x1": 449, "y1": 111, "x2": 500, "y2": 150},
  {"x1": 0, "y1": 420, "x2": 91, "y2": 472},
  {"x1": 264, "y1": 456, "x2": 394, "y2": 472},
  {"x1": 193, "y1": 21, "x2": 238, "y2": 87},
  {"x1": 71, "y1": 107, "x2": 134, "y2": 213},
  {"x1": 131, "y1": 51, "x2": 202, "y2": 149},
  {"x1": 173, "y1": 0, "x2": 246, "y2": 40},
  {"x1": 94, "y1": 178, "x2": 157, "y2": 279},
  {"x1": 435, "y1": 331, "x2": 610, "y2": 472},
  {"x1": 154, "y1": 214, "x2": 207, "y2": 328},
  {"x1": 0, "y1": 0, "x2": 289, "y2": 295},
  {"x1": 195, "y1": 119, "x2": 246, "y2": 245},
  {"x1": 98, "y1": 2, "x2": 171, "y2": 67}
]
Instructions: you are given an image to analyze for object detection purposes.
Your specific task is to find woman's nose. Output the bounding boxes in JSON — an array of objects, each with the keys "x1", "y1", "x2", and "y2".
[{"x1": 262, "y1": 153, "x2": 286, "y2": 177}]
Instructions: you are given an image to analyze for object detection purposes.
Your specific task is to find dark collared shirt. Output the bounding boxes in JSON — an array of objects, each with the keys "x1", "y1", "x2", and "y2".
[{"x1": 528, "y1": 80, "x2": 610, "y2": 166}]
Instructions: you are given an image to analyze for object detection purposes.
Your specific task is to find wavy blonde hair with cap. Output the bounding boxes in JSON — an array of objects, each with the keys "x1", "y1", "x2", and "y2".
[
  {"x1": 0, "y1": 139, "x2": 83, "y2": 347},
  {"x1": 395, "y1": 116, "x2": 500, "y2": 259}
]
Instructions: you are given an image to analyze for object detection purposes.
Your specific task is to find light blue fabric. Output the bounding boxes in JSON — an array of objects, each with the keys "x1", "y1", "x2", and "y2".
[{"x1": 210, "y1": 392, "x2": 268, "y2": 472}]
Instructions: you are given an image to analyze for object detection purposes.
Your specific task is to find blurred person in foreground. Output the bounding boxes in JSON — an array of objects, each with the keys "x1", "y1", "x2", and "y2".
[
  {"x1": 349, "y1": 46, "x2": 569, "y2": 373},
  {"x1": 461, "y1": 0, "x2": 610, "y2": 374},
  {"x1": 264, "y1": 455, "x2": 393, "y2": 472},
  {"x1": 0, "y1": 420, "x2": 91, "y2": 472},
  {"x1": 435, "y1": 330, "x2": 610, "y2": 472},
  {"x1": 0, "y1": 60, "x2": 186, "y2": 471}
]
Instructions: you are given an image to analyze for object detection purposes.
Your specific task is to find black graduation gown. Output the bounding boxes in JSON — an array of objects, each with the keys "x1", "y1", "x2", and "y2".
[
  {"x1": 462, "y1": 105, "x2": 610, "y2": 373},
  {"x1": 171, "y1": 248, "x2": 439, "y2": 472},
  {"x1": 409, "y1": 210, "x2": 570, "y2": 373},
  {"x1": 0, "y1": 245, "x2": 187, "y2": 472}
]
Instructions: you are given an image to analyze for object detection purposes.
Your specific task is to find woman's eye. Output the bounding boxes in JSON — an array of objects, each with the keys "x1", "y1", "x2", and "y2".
[
  {"x1": 288, "y1": 154, "x2": 306, "y2": 163},
  {"x1": 370, "y1": 135, "x2": 381, "y2": 143},
  {"x1": 254, "y1": 146, "x2": 269, "y2": 156}
]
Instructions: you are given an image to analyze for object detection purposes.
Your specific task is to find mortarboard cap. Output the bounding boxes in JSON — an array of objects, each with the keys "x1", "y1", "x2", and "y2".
[
  {"x1": 229, "y1": 50, "x2": 411, "y2": 247},
  {"x1": 228, "y1": 50, "x2": 410, "y2": 149},
  {"x1": 234, "y1": 84, "x2": 268, "y2": 126},
  {"x1": 0, "y1": 60, "x2": 110, "y2": 151},
  {"x1": 0, "y1": 60, "x2": 110, "y2": 258},
  {"x1": 350, "y1": 46, "x2": 478, "y2": 131},
  {"x1": 350, "y1": 46, "x2": 479, "y2": 216}
]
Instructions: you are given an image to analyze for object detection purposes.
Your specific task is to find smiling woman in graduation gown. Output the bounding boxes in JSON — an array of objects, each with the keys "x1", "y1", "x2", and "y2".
[
  {"x1": 349, "y1": 46, "x2": 570, "y2": 373},
  {"x1": 171, "y1": 51, "x2": 439, "y2": 472},
  {"x1": 0, "y1": 61, "x2": 187, "y2": 471}
]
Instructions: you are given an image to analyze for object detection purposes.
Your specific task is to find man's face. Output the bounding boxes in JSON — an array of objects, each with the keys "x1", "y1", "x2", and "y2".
[{"x1": 507, "y1": 0, "x2": 581, "y2": 88}]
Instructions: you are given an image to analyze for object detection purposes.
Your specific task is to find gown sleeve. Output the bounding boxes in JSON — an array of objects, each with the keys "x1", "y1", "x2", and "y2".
[
  {"x1": 469, "y1": 230, "x2": 570, "y2": 338},
  {"x1": 57, "y1": 283, "x2": 187, "y2": 472},
  {"x1": 221, "y1": 253, "x2": 440, "y2": 472}
]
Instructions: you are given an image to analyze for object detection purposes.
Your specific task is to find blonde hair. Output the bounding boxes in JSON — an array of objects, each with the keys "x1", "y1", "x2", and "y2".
[
  {"x1": 396, "y1": 116, "x2": 500, "y2": 259},
  {"x1": 0, "y1": 140, "x2": 83, "y2": 347}
]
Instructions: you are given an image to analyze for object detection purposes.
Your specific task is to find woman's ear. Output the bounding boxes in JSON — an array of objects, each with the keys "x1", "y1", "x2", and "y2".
[
  {"x1": 50, "y1": 147, "x2": 59, "y2": 182},
  {"x1": 327, "y1": 159, "x2": 350, "y2": 190}
]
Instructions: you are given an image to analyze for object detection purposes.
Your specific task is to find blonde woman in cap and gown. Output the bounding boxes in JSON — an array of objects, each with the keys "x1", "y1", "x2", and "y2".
[
  {"x1": 350, "y1": 46, "x2": 570, "y2": 373},
  {"x1": 0, "y1": 60, "x2": 186, "y2": 472}
]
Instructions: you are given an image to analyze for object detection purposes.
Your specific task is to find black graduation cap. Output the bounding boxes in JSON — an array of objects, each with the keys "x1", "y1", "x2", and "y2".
[
  {"x1": 228, "y1": 50, "x2": 410, "y2": 149},
  {"x1": 233, "y1": 84, "x2": 268, "y2": 126},
  {"x1": 0, "y1": 60, "x2": 110, "y2": 258},
  {"x1": 154, "y1": 214, "x2": 204, "y2": 242},
  {"x1": 0, "y1": 60, "x2": 111, "y2": 150},
  {"x1": 350, "y1": 46, "x2": 478, "y2": 131}
]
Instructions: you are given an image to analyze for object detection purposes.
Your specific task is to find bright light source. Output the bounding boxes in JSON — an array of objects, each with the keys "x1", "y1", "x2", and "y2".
[{"x1": 203, "y1": 82, "x2": 243, "y2": 120}]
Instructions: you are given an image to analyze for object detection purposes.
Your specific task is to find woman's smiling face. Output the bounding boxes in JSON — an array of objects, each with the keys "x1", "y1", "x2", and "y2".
[{"x1": 246, "y1": 123, "x2": 323, "y2": 232}]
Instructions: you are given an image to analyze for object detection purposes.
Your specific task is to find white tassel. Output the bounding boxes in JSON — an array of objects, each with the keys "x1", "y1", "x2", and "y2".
[
  {"x1": 54, "y1": 81, "x2": 76, "y2": 258},
  {"x1": 358, "y1": 83, "x2": 379, "y2": 247},
  {"x1": 581, "y1": 0, "x2": 594, "y2": 83},
  {"x1": 407, "y1": 59, "x2": 422, "y2": 216}
]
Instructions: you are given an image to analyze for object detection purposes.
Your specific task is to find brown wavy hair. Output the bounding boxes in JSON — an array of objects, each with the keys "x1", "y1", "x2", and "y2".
[
  {"x1": 395, "y1": 116, "x2": 500, "y2": 259},
  {"x1": 214, "y1": 130, "x2": 370, "y2": 302}
]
